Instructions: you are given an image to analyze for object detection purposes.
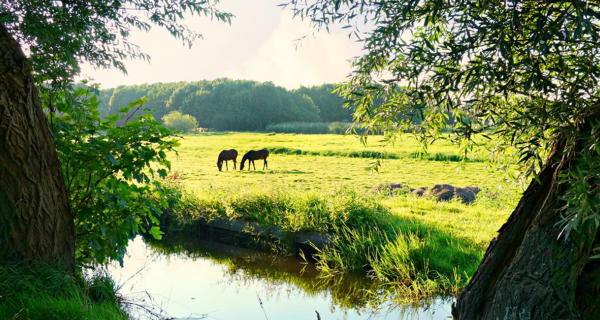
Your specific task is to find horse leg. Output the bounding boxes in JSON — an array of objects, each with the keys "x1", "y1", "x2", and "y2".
[
  {"x1": 233, "y1": 159, "x2": 237, "y2": 170},
  {"x1": 252, "y1": 160, "x2": 256, "y2": 170},
  {"x1": 226, "y1": 160, "x2": 228, "y2": 171},
  {"x1": 263, "y1": 158, "x2": 267, "y2": 170}
]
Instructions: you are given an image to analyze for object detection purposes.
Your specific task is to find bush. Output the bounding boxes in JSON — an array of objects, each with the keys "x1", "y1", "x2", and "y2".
[
  {"x1": 162, "y1": 110, "x2": 199, "y2": 132},
  {"x1": 44, "y1": 84, "x2": 175, "y2": 265}
]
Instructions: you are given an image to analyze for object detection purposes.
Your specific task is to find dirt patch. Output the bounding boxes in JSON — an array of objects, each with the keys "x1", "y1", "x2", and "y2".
[
  {"x1": 372, "y1": 183, "x2": 481, "y2": 204},
  {"x1": 372, "y1": 182, "x2": 406, "y2": 195},
  {"x1": 427, "y1": 184, "x2": 481, "y2": 204},
  {"x1": 412, "y1": 187, "x2": 428, "y2": 197}
]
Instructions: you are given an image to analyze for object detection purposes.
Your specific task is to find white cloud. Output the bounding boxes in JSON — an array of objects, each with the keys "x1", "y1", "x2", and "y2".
[
  {"x1": 77, "y1": 0, "x2": 363, "y2": 90},
  {"x1": 226, "y1": 11, "x2": 363, "y2": 89}
]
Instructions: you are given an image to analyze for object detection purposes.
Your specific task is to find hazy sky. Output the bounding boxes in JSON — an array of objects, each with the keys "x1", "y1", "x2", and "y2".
[{"x1": 78, "y1": 0, "x2": 364, "y2": 90}]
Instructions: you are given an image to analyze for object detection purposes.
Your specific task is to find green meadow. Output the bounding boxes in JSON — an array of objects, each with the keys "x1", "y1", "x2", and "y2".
[
  {"x1": 158, "y1": 132, "x2": 521, "y2": 297},
  {"x1": 170, "y1": 132, "x2": 514, "y2": 191}
]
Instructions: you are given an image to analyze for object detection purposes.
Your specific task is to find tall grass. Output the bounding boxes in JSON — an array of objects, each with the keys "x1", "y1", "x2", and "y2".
[
  {"x1": 265, "y1": 122, "x2": 330, "y2": 134},
  {"x1": 154, "y1": 179, "x2": 517, "y2": 298},
  {"x1": 266, "y1": 146, "x2": 483, "y2": 162},
  {"x1": 0, "y1": 263, "x2": 128, "y2": 320},
  {"x1": 265, "y1": 121, "x2": 367, "y2": 134}
]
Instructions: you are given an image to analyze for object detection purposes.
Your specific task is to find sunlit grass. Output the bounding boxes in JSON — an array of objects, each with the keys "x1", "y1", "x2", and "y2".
[
  {"x1": 155, "y1": 132, "x2": 520, "y2": 298},
  {"x1": 157, "y1": 179, "x2": 517, "y2": 297},
  {"x1": 0, "y1": 263, "x2": 128, "y2": 320},
  {"x1": 168, "y1": 132, "x2": 516, "y2": 191}
]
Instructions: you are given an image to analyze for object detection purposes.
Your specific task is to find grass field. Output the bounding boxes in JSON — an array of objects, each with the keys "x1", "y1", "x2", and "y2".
[
  {"x1": 169, "y1": 132, "x2": 514, "y2": 192},
  {"x1": 157, "y1": 132, "x2": 521, "y2": 298}
]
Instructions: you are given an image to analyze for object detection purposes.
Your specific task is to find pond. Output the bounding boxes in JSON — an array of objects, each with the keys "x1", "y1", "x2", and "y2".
[{"x1": 109, "y1": 232, "x2": 454, "y2": 320}]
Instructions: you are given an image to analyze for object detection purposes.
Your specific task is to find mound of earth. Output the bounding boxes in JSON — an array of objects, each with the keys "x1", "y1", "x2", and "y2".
[
  {"x1": 427, "y1": 184, "x2": 481, "y2": 204},
  {"x1": 412, "y1": 187, "x2": 428, "y2": 197},
  {"x1": 371, "y1": 183, "x2": 481, "y2": 204},
  {"x1": 371, "y1": 182, "x2": 405, "y2": 195}
]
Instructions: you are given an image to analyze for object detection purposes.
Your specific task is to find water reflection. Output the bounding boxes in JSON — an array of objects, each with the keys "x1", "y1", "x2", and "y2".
[{"x1": 110, "y1": 234, "x2": 453, "y2": 320}]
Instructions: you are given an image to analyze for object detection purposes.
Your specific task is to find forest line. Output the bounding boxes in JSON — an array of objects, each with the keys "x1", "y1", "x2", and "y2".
[{"x1": 94, "y1": 79, "x2": 353, "y2": 131}]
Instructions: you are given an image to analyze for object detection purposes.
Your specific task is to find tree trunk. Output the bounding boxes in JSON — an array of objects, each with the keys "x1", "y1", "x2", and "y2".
[
  {"x1": 0, "y1": 25, "x2": 75, "y2": 270},
  {"x1": 453, "y1": 138, "x2": 600, "y2": 319}
]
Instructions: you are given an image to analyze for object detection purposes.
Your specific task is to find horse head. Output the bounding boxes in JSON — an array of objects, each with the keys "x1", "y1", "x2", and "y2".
[{"x1": 217, "y1": 161, "x2": 223, "y2": 171}]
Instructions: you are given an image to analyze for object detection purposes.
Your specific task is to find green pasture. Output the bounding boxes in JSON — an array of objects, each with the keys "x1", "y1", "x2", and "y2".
[
  {"x1": 157, "y1": 132, "x2": 522, "y2": 297},
  {"x1": 169, "y1": 132, "x2": 515, "y2": 192}
]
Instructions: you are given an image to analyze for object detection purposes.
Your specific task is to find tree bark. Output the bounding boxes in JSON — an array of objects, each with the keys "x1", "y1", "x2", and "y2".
[
  {"x1": 0, "y1": 24, "x2": 75, "y2": 270},
  {"x1": 453, "y1": 137, "x2": 600, "y2": 319}
]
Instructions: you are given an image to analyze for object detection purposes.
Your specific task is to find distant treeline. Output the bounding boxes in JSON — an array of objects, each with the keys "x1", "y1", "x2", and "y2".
[{"x1": 95, "y1": 79, "x2": 353, "y2": 131}]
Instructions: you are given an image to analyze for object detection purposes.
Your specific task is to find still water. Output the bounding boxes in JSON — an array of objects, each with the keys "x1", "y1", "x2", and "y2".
[{"x1": 109, "y1": 234, "x2": 453, "y2": 320}]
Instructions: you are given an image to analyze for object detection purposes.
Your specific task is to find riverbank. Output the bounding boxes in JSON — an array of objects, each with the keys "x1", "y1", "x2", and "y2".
[{"x1": 156, "y1": 180, "x2": 518, "y2": 298}]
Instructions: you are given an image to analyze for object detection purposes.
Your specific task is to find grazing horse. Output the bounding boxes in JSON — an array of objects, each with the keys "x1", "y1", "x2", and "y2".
[
  {"x1": 217, "y1": 149, "x2": 238, "y2": 171},
  {"x1": 240, "y1": 149, "x2": 269, "y2": 171}
]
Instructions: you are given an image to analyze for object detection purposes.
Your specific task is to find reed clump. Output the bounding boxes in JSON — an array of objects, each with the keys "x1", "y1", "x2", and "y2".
[{"x1": 265, "y1": 121, "x2": 368, "y2": 135}]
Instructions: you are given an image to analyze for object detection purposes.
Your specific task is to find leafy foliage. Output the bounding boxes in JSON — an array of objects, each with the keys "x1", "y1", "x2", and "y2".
[
  {"x1": 42, "y1": 84, "x2": 177, "y2": 265},
  {"x1": 293, "y1": 84, "x2": 353, "y2": 122},
  {"x1": 95, "y1": 79, "x2": 359, "y2": 130},
  {"x1": 97, "y1": 79, "x2": 329, "y2": 130},
  {"x1": 162, "y1": 110, "x2": 199, "y2": 133},
  {"x1": 285, "y1": 0, "x2": 600, "y2": 240},
  {"x1": 0, "y1": 0, "x2": 231, "y2": 89}
]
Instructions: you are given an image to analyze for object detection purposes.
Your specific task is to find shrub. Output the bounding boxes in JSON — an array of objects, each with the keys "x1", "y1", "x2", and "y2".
[
  {"x1": 44, "y1": 84, "x2": 175, "y2": 265},
  {"x1": 162, "y1": 110, "x2": 199, "y2": 132}
]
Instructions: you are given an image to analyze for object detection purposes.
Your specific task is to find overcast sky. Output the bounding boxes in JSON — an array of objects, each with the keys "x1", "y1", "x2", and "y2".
[{"x1": 78, "y1": 0, "x2": 364, "y2": 90}]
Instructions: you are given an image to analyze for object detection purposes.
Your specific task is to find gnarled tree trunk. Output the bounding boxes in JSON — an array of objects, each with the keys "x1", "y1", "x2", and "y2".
[
  {"x1": 0, "y1": 24, "x2": 75, "y2": 270},
  {"x1": 453, "y1": 134, "x2": 600, "y2": 319}
]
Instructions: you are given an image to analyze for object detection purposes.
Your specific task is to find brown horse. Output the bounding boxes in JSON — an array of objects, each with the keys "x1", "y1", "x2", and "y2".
[
  {"x1": 217, "y1": 149, "x2": 238, "y2": 171},
  {"x1": 240, "y1": 149, "x2": 269, "y2": 170}
]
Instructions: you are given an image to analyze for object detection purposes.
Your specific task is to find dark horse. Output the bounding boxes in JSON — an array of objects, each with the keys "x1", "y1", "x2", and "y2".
[
  {"x1": 240, "y1": 149, "x2": 269, "y2": 170},
  {"x1": 217, "y1": 149, "x2": 238, "y2": 171}
]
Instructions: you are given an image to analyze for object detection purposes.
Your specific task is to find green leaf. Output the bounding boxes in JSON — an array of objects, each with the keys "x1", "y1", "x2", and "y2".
[
  {"x1": 150, "y1": 226, "x2": 164, "y2": 240},
  {"x1": 105, "y1": 153, "x2": 118, "y2": 166}
]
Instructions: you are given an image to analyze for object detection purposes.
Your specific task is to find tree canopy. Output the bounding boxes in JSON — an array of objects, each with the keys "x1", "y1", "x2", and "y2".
[
  {"x1": 287, "y1": 0, "x2": 600, "y2": 239},
  {"x1": 97, "y1": 79, "x2": 353, "y2": 130},
  {"x1": 1, "y1": 0, "x2": 231, "y2": 267},
  {"x1": 286, "y1": 0, "x2": 600, "y2": 318},
  {"x1": 0, "y1": 0, "x2": 232, "y2": 88},
  {"x1": 294, "y1": 83, "x2": 353, "y2": 122}
]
